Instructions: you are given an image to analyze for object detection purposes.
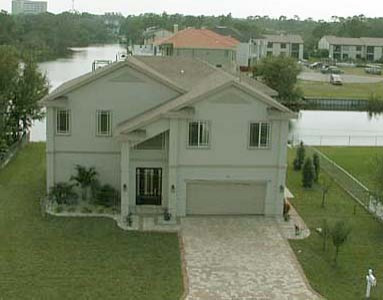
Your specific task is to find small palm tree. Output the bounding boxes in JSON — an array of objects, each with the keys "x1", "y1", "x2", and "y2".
[{"x1": 70, "y1": 165, "x2": 98, "y2": 201}]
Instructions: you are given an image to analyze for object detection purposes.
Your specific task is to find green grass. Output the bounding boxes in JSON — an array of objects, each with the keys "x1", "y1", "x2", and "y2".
[
  {"x1": 318, "y1": 146, "x2": 383, "y2": 190},
  {"x1": 298, "y1": 80, "x2": 383, "y2": 99},
  {"x1": 0, "y1": 143, "x2": 183, "y2": 299},
  {"x1": 287, "y1": 148, "x2": 383, "y2": 300},
  {"x1": 339, "y1": 67, "x2": 383, "y2": 78}
]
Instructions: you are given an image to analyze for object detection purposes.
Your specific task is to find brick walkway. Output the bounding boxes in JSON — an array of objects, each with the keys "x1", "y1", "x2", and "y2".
[{"x1": 181, "y1": 217, "x2": 320, "y2": 300}]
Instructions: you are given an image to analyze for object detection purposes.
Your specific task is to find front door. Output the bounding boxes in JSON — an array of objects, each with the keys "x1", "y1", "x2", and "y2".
[{"x1": 136, "y1": 168, "x2": 162, "y2": 205}]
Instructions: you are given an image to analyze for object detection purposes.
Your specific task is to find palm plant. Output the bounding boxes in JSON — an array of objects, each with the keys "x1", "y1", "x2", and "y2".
[{"x1": 70, "y1": 165, "x2": 98, "y2": 201}]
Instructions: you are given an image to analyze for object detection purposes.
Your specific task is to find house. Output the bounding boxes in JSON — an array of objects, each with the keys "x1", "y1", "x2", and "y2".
[
  {"x1": 157, "y1": 28, "x2": 240, "y2": 70},
  {"x1": 251, "y1": 34, "x2": 304, "y2": 62},
  {"x1": 143, "y1": 26, "x2": 174, "y2": 46},
  {"x1": 318, "y1": 36, "x2": 383, "y2": 61},
  {"x1": 41, "y1": 56, "x2": 295, "y2": 224}
]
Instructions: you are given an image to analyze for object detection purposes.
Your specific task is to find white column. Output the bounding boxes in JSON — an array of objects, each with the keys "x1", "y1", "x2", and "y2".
[
  {"x1": 46, "y1": 107, "x2": 55, "y2": 193},
  {"x1": 168, "y1": 119, "x2": 179, "y2": 217},
  {"x1": 120, "y1": 142, "x2": 130, "y2": 219}
]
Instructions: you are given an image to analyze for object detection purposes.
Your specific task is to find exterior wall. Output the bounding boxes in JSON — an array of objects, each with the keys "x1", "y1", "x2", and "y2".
[
  {"x1": 250, "y1": 39, "x2": 303, "y2": 61},
  {"x1": 46, "y1": 65, "x2": 180, "y2": 192},
  {"x1": 173, "y1": 86, "x2": 289, "y2": 216},
  {"x1": 318, "y1": 37, "x2": 330, "y2": 50},
  {"x1": 12, "y1": 0, "x2": 47, "y2": 14},
  {"x1": 236, "y1": 43, "x2": 251, "y2": 67}
]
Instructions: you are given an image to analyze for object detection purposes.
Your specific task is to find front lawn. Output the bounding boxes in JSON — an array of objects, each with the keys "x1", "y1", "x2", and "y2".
[
  {"x1": 0, "y1": 143, "x2": 183, "y2": 299},
  {"x1": 298, "y1": 80, "x2": 383, "y2": 99},
  {"x1": 287, "y1": 148, "x2": 383, "y2": 300},
  {"x1": 318, "y1": 146, "x2": 383, "y2": 190}
]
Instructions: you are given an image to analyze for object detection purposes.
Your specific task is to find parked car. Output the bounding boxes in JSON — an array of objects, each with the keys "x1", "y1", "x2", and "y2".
[
  {"x1": 365, "y1": 65, "x2": 382, "y2": 75},
  {"x1": 309, "y1": 62, "x2": 323, "y2": 69},
  {"x1": 330, "y1": 74, "x2": 343, "y2": 85},
  {"x1": 321, "y1": 66, "x2": 343, "y2": 74}
]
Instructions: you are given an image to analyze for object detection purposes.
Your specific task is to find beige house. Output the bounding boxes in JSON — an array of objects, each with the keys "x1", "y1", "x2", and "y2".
[
  {"x1": 41, "y1": 56, "x2": 295, "y2": 223},
  {"x1": 157, "y1": 28, "x2": 239, "y2": 70},
  {"x1": 318, "y1": 36, "x2": 383, "y2": 61},
  {"x1": 251, "y1": 34, "x2": 304, "y2": 62}
]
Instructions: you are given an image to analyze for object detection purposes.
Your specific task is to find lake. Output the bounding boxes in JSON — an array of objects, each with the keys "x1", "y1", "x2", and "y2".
[{"x1": 31, "y1": 44, "x2": 383, "y2": 146}]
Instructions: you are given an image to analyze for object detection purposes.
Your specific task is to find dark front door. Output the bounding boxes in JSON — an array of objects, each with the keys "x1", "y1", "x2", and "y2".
[{"x1": 136, "y1": 168, "x2": 162, "y2": 205}]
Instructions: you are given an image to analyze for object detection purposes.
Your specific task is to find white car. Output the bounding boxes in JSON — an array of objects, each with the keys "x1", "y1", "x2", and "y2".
[{"x1": 330, "y1": 74, "x2": 343, "y2": 85}]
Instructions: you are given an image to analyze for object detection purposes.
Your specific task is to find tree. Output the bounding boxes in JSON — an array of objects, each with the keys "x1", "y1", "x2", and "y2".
[
  {"x1": 313, "y1": 153, "x2": 320, "y2": 182},
  {"x1": 321, "y1": 219, "x2": 330, "y2": 252},
  {"x1": 293, "y1": 142, "x2": 305, "y2": 170},
  {"x1": 331, "y1": 220, "x2": 351, "y2": 265},
  {"x1": 320, "y1": 177, "x2": 333, "y2": 208},
  {"x1": 253, "y1": 56, "x2": 303, "y2": 109},
  {"x1": 70, "y1": 165, "x2": 98, "y2": 201},
  {"x1": 302, "y1": 157, "x2": 315, "y2": 188}
]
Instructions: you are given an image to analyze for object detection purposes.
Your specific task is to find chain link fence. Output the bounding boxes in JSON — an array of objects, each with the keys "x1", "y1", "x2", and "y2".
[
  {"x1": 0, "y1": 132, "x2": 29, "y2": 169},
  {"x1": 305, "y1": 146, "x2": 383, "y2": 220}
]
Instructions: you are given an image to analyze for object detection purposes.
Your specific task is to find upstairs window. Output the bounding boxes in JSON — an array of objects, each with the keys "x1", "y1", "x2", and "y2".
[
  {"x1": 267, "y1": 42, "x2": 273, "y2": 48},
  {"x1": 56, "y1": 109, "x2": 70, "y2": 135},
  {"x1": 249, "y1": 122, "x2": 271, "y2": 149},
  {"x1": 188, "y1": 121, "x2": 209, "y2": 148},
  {"x1": 281, "y1": 43, "x2": 287, "y2": 49},
  {"x1": 96, "y1": 110, "x2": 112, "y2": 136}
]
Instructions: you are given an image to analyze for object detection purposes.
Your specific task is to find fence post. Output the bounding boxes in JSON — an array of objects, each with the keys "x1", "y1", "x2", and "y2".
[{"x1": 349, "y1": 136, "x2": 351, "y2": 146}]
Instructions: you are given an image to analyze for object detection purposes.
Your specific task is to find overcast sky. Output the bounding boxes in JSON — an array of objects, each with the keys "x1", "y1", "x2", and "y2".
[{"x1": 1, "y1": 0, "x2": 382, "y2": 20}]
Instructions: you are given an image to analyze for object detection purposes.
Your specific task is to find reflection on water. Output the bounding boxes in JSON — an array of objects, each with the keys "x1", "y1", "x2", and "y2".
[
  {"x1": 290, "y1": 111, "x2": 383, "y2": 146},
  {"x1": 30, "y1": 44, "x2": 126, "y2": 141}
]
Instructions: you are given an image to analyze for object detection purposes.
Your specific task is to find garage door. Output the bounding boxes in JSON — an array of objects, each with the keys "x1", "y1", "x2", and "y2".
[{"x1": 186, "y1": 181, "x2": 266, "y2": 215}]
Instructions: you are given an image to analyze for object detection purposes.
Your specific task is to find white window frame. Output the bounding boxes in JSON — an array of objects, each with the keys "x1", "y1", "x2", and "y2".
[
  {"x1": 187, "y1": 120, "x2": 210, "y2": 149},
  {"x1": 96, "y1": 110, "x2": 112, "y2": 137},
  {"x1": 248, "y1": 122, "x2": 271, "y2": 149},
  {"x1": 56, "y1": 108, "x2": 71, "y2": 135}
]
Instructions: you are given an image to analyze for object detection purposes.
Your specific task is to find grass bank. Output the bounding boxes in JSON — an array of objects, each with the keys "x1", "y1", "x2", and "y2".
[
  {"x1": 287, "y1": 147, "x2": 383, "y2": 300},
  {"x1": 0, "y1": 143, "x2": 183, "y2": 299}
]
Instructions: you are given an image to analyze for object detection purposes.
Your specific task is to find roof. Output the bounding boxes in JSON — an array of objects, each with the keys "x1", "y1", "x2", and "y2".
[
  {"x1": 322, "y1": 35, "x2": 383, "y2": 46},
  {"x1": 157, "y1": 28, "x2": 240, "y2": 49},
  {"x1": 259, "y1": 34, "x2": 304, "y2": 44},
  {"x1": 210, "y1": 26, "x2": 248, "y2": 43}
]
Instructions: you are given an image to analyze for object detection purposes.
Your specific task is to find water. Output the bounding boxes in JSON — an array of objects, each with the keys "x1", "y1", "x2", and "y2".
[
  {"x1": 30, "y1": 45, "x2": 383, "y2": 145},
  {"x1": 31, "y1": 44, "x2": 126, "y2": 141}
]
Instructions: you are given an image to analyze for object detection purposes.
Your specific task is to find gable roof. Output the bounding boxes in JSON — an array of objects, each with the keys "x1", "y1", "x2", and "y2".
[
  {"x1": 259, "y1": 34, "x2": 303, "y2": 44},
  {"x1": 157, "y1": 28, "x2": 240, "y2": 49},
  {"x1": 210, "y1": 26, "x2": 248, "y2": 43}
]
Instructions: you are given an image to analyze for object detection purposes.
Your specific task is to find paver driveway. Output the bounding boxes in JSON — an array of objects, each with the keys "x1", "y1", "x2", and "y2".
[{"x1": 181, "y1": 217, "x2": 320, "y2": 300}]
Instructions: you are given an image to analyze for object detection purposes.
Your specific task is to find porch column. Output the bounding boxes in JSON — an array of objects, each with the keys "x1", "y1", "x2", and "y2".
[
  {"x1": 168, "y1": 119, "x2": 179, "y2": 217},
  {"x1": 120, "y1": 142, "x2": 130, "y2": 220}
]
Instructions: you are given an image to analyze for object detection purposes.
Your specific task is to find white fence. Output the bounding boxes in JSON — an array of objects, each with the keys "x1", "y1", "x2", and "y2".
[{"x1": 290, "y1": 134, "x2": 383, "y2": 146}]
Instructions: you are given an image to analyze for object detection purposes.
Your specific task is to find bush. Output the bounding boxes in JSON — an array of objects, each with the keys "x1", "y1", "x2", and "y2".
[
  {"x1": 95, "y1": 184, "x2": 120, "y2": 207},
  {"x1": 302, "y1": 157, "x2": 315, "y2": 188},
  {"x1": 48, "y1": 182, "x2": 78, "y2": 205},
  {"x1": 81, "y1": 207, "x2": 92, "y2": 213},
  {"x1": 313, "y1": 153, "x2": 320, "y2": 182},
  {"x1": 294, "y1": 142, "x2": 305, "y2": 170}
]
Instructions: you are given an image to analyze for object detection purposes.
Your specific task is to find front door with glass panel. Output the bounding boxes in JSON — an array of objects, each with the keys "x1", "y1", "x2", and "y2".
[{"x1": 136, "y1": 168, "x2": 162, "y2": 205}]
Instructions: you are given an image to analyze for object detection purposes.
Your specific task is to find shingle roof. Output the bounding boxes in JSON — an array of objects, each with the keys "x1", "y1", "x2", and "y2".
[
  {"x1": 157, "y1": 28, "x2": 240, "y2": 49},
  {"x1": 323, "y1": 35, "x2": 383, "y2": 46},
  {"x1": 261, "y1": 34, "x2": 303, "y2": 44}
]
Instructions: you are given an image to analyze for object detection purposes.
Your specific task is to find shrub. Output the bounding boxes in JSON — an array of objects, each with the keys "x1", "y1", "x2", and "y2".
[
  {"x1": 81, "y1": 207, "x2": 92, "y2": 213},
  {"x1": 95, "y1": 184, "x2": 120, "y2": 207},
  {"x1": 331, "y1": 220, "x2": 351, "y2": 265},
  {"x1": 294, "y1": 142, "x2": 305, "y2": 170},
  {"x1": 54, "y1": 206, "x2": 64, "y2": 213},
  {"x1": 70, "y1": 165, "x2": 98, "y2": 201},
  {"x1": 313, "y1": 153, "x2": 320, "y2": 182},
  {"x1": 302, "y1": 157, "x2": 315, "y2": 188},
  {"x1": 48, "y1": 182, "x2": 78, "y2": 205}
]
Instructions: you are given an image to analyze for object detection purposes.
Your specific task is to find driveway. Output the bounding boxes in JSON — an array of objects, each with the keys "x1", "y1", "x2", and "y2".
[
  {"x1": 299, "y1": 71, "x2": 383, "y2": 83},
  {"x1": 181, "y1": 217, "x2": 320, "y2": 300}
]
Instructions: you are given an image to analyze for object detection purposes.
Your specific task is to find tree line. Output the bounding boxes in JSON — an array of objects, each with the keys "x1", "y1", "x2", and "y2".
[{"x1": 0, "y1": 11, "x2": 118, "y2": 61}]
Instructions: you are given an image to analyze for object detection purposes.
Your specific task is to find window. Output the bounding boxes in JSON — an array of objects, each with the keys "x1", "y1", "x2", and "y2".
[
  {"x1": 249, "y1": 122, "x2": 271, "y2": 148},
  {"x1": 267, "y1": 42, "x2": 273, "y2": 48},
  {"x1": 96, "y1": 110, "x2": 112, "y2": 136},
  {"x1": 188, "y1": 121, "x2": 209, "y2": 148},
  {"x1": 356, "y1": 46, "x2": 362, "y2": 51},
  {"x1": 136, "y1": 168, "x2": 162, "y2": 205},
  {"x1": 56, "y1": 109, "x2": 70, "y2": 135},
  {"x1": 281, "y1": 43, "x2": 286, "y2": 49}
]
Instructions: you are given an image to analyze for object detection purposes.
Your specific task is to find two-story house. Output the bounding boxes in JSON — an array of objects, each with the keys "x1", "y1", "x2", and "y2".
[
  {"x1": 157, "y1": 28, "x2": 239, "y2": 70},
  {"x1": 41, "y1": 56, "x2": 295, "y2": 224},
  {"x1": 318, "y1": 36, "x2": 383, "y2": 61}
]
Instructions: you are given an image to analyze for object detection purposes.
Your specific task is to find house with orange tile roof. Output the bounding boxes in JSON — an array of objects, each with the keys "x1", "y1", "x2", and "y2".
[{"x1": 157, "y1": 28, "x2": 240, "y2": 70}]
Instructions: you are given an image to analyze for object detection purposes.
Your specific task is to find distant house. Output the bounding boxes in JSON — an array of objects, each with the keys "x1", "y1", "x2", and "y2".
[
  {"x1": 318, "y1": 36, "x2": 383, "y2": 61},
  {"x1": 41, "y1": 56, "x2": 294, "y2": 222},
  {"x1": 157, "y1": 28, "x2": 240, "y2": 70},
  {"x1": 143, "y1": 26, "x2": 174, "y2": 46},
  {"x1": 12, "y1": 0, "x2": 47, "y2": 15}
]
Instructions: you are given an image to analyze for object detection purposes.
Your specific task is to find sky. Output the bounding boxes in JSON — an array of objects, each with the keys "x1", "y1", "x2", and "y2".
[{"x1": 1, "y1": 0, "x2": 383, "y2": 21}]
